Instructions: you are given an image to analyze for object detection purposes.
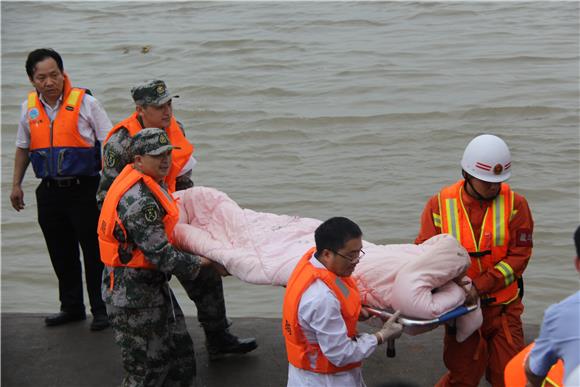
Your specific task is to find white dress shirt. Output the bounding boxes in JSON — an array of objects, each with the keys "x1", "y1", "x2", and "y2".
[
  {"x1": 287, "y1": 257, "x2": 378, "y2": 387},
  {"x1": 16, "y1": 92, "x2": 112, "y2": 149}
]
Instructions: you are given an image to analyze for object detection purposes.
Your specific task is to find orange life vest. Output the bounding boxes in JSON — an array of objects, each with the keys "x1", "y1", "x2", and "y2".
[
  {"x1": 282, "y1": 247, "x2": 362, "y2": 374},
  {"x1": 27, "y1": 74, "x2": 101, "y2": 178},
  {"x1": 504, "y1": 343, "x2": 563, "y2": 387},
  {"x1": 104, "y1": 112, "x2": 194, "y2": 192},
  {"x1": 98, "y1": 164, "x2": 179, "y2": 269},
  {"x1": 436, "y1": 180, "x2": 519, "y2": 305}
]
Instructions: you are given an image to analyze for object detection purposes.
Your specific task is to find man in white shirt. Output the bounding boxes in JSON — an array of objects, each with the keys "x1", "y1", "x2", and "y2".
[
  {"x1": 283, "y1": 216, "x2": 404, "y2": 387},
  {"x1": 10, "y1": 48, "x2": 113, "y2": 331},
  {"x1": 524, "y1": 225, "x2": 580, "y2": 387}
]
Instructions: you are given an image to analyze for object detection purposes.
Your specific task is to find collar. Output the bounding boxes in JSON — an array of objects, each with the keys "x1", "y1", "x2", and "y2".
[
  {"x1": 38, "y1": 92, "x2": 63, "y2": 110},
  {"x1": 461, "y1": 183, "x2": 492, "y2": 208},
  {"x1": 310, "y1": 254, "x2": 326, "y2": 269}
]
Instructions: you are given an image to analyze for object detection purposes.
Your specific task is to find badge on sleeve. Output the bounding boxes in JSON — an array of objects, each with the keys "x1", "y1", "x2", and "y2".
[
  {"x1": 143, "y1": 204, "x2": 159, "y2": 223},
  {"x1": 104, "y1": 148, "x2": 118, "y2": 168},
  {"x1": 516, "y1": 228, "x2": 533, "y2": 247}
]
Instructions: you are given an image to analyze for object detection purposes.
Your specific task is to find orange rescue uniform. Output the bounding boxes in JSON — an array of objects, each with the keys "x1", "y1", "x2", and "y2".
[{"x1": 416, "y1": 179, "x2": 534, "y2": 387}]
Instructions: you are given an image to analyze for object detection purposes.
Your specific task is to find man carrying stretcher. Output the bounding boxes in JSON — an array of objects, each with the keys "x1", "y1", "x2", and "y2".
[{"x1": 416, "y1": 134, "x2": 534, "y2": 387}]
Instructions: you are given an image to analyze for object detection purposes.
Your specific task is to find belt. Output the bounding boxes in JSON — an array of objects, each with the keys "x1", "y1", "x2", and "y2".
[{"x1": 42, "y1": 176, "x2": 96, "y2": 188}]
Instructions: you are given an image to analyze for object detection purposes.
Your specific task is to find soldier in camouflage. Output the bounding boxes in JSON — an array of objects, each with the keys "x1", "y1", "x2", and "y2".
[
  {"x1": 101, "y1": 128, "x2": 208, "y2": 386},
  {"x1": 96, "y1": 79, "x2": 194, "y2": 207},
  {"x1": 97, "y1": 80, "x2": 257, "y2": 360}
]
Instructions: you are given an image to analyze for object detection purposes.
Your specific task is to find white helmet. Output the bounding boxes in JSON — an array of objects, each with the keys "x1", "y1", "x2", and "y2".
[{"x1": 461, "y1": 134, "x2": 512, "y2": 183}]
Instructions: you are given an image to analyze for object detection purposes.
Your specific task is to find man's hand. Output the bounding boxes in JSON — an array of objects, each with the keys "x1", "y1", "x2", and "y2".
[
  {"x1": 375, "y1": 310, "x2": 403, "y2": 344},
  {"x1": 453, "y1": 276, "x2": 470, "y2": 288},
  {"x1": 465, "y1": 285, "x2": 479, "y2": 306},
  {"x1": 198, "y1": 256, "x2": 213, "y2": 267},
  {"x1": 211, "y1": 261, "x2": 230, "y2": 277},
  {"x1": 453, "y1": 275, "x2": 479, "y2": 306},
  {"x1": 10, "y1": 185, "x2": 25, "y2": 211},
  {"x1": 358, "y1": 307, "x2": 372, "y2": 321},
  {"x1": 524, "y1": 354, "x2": 547, "y2": 387}
]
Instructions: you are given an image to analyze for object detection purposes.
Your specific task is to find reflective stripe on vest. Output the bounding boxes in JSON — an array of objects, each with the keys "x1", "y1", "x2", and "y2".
[
  {"x1": 282, "y1": 247, "x2": 362, "y2": 374},
  {"x1": 104, "y1": 112, "x2": 194, "y2": 192},
  {"x1": 98, "y1": 164, "x2": 179, "y2": 269},
  {"x1": 437, "y1": 180, "x2": 519, "y2": 305},
  {"x1": 27, "y1": 74, "x2": 100, "y2": 178}
]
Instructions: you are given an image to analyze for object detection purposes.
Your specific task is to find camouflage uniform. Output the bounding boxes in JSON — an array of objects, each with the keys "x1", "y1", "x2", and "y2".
[
  {"x1": 96, "y1": 122, "x2": 193, "y2": 208},
  {"x1": 96, "y1": 80, "x2": 227, "y2": 336},
  {"x1": 102, "y1": 177, "x2": 199, "y2": 387}
]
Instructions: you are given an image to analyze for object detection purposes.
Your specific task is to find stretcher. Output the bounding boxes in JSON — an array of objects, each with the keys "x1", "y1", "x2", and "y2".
[{"x1": 364, "y1": 304, "x2": 479, "y2": 357}]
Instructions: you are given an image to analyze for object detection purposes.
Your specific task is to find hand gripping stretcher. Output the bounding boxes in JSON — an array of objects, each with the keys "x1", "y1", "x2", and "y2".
[{"x1": 364, "y1": 304, "x2": 479, "y2": 358}]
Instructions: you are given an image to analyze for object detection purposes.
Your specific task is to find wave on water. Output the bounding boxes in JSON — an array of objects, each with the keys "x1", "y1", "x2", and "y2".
[
  {"x1": 200, "y1": 39, "x2": 289, "y2": 49},
  {"x1": 474, "y1": 55, "x2": 579, "y2": 64},
  {"x1": 181, "y1": 109, "x2": 270, "y2": 120},
  {"x1": 457, "y1": 105, "x2": 570, "y2": 118},
  {"x1": 225, "y1": 128, "x2": 308, "y2": 142},
  {"x1": 405, "y1": 9, "x2": 480, "y2": 21},
  {"x1": 303, "y1": 19, "x2": 387, "y2": 28},
  {"x1": 251, "y1": 111, "x2": 452, "y2": 128}
]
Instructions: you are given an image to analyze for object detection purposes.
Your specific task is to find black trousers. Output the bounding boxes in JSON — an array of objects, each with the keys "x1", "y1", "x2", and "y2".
[
  {"x1": 36, "y1": 176, "x2": 106, "y2": 316},
  {"x1": 178, "y1": 264, "x2": 228, "y2": 333}
]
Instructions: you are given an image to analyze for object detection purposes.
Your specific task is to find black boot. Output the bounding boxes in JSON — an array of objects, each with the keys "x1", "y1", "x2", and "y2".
[
  {"x1": 90, "y1": 312, "x2": 110, "y2": 331},
  {"x1": 205, "y1": 328, "x2": 258, "y2": 361}
]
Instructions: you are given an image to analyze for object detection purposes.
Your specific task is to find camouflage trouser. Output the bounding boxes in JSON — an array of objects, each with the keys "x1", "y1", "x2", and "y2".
[
  {"x1": 178, "y1": 264, "x2": 228, "y2": 333},
  {"x1": 106, "y1": 290, "x2": 196, "y2": 387}
]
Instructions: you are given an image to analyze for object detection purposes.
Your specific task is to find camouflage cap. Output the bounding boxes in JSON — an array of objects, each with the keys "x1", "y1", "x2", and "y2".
[
  {"x1": 130, "y1": 128, "x2": 181, "y2": 156},
  {"x1": 131, "y1": 79, "x2": 179, "y2": 106}
]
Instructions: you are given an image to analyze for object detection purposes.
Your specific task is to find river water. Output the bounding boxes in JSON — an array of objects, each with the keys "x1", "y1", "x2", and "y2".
[{"x1": 1, "y1": 2, "x2": 578, "y2": 325}]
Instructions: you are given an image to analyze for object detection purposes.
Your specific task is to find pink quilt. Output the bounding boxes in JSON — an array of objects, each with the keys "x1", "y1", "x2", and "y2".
[{"x1": 173, "y1": 187, "x2": 482, "y2": 341}]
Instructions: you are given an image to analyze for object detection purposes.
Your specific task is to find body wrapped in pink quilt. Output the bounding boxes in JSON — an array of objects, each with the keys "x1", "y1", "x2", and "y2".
[{"x1": 173, "y1": 187, "x2": 482, "y2": 341}]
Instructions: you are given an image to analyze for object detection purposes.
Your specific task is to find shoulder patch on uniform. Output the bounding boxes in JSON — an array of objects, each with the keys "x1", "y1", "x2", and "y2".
[
  {"x1": 515, "y1": 228, "x2": 533, "y2": 247},
  {"x1": 143, "y1": 204, "x2": 159, "y2": 223},
  {"x1": 104, "y1": 148, "x2": 118, "y2": 168}
]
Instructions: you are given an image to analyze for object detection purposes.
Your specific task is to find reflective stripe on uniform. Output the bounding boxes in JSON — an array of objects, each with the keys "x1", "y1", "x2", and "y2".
[
  {"x1": 495, "y1": 261, "x2": 515, "y2": 286},
  {"x1": 444, "y1": 198, "x2": 461, "y2": 241},
  {"x1": 335, "y1": 278, "x2": 350, "y2": 298},
  {"x1": 432, "y1": 213, "x2": 441, "y2": 228},
  {"x1": 493, "y1": 194, "x2": 507, "y2": 247}
]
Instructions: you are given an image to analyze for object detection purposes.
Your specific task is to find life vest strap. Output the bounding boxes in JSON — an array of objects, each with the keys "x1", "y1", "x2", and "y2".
[{"x1": 469, "y1": 250, "x2": 492, "y2": 258}]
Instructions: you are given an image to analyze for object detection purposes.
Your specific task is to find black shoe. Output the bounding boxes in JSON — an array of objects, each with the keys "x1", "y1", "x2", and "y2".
[
  {"x1": 206, "y1": 329, "x2": 258, "y2": 361},
  {"x1": 45, "y1": 311, "x2": 86, "y2": 327},
  {"x1": 90, "y1": 313, "x2": 110, "y2": 331}
]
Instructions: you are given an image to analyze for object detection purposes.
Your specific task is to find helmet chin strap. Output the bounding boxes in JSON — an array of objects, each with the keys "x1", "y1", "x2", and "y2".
[{"x1": 462, "y1": 171, "x2": 498, "y2": 201}]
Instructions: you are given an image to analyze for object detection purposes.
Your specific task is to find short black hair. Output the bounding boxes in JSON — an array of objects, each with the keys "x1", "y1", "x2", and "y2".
[
  {"x1": 26, "y1": 48, "x2": 63, "y2": 79},
  {"x1": 315, "y1": 217, "x2": 362, "y2": 255},
  {"x1": 575, "y1": 225, "x2": 580, "y2": 258}
]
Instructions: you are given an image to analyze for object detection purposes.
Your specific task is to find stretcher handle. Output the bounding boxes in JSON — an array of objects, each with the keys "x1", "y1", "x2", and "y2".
[{"x1": 386, "y1": 339, "x2": 396, "y2": 358}]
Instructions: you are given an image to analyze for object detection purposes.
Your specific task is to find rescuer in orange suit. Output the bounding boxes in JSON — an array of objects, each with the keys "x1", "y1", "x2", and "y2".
[{"x1": 415, "y1": 134, "x2": 534, "y2": 387}]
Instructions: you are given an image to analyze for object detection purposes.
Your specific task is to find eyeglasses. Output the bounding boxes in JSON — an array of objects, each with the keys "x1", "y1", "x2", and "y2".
[{"x1": 331, "y1": 249, "x2": 365, "y2": 262}]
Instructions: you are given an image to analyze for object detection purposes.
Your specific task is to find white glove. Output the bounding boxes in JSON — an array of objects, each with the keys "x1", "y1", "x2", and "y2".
[{"x1": 375, "y1": 310, "x2": 403, "y2": 345}]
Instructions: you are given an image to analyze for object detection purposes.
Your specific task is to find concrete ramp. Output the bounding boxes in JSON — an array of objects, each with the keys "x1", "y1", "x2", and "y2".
[{"x1": 1, "y1": 313, "x2": 537, "y2": 387}]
